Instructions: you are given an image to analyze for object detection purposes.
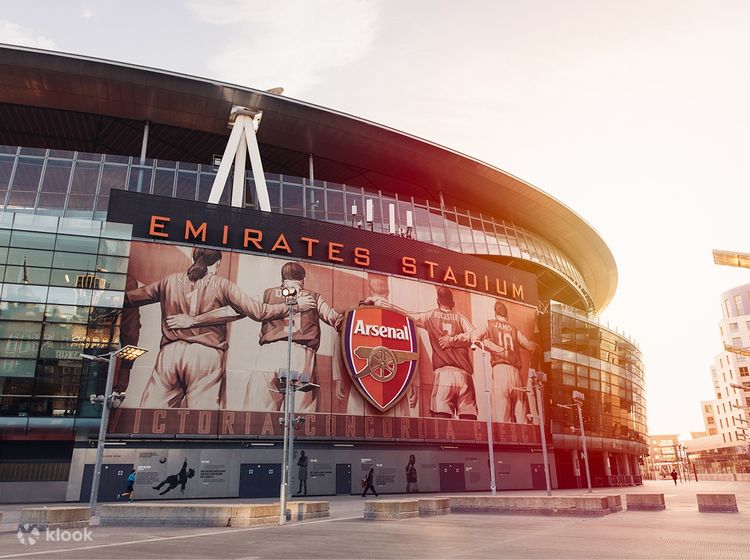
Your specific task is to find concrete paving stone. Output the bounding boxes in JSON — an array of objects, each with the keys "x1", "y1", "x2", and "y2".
[{"x1": 0, "y1": 481, "x2": 748, "y2": 559}]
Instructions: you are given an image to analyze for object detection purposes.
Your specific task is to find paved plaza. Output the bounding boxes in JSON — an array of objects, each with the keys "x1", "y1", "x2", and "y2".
[{"x1": 0, "y1": 480, "x2": 748, "y2": 559}]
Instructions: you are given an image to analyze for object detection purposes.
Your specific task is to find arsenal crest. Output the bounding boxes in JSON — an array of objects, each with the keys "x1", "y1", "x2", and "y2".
[{"x1": 341, "y1": 306, "x2": 419, "y2": 412}]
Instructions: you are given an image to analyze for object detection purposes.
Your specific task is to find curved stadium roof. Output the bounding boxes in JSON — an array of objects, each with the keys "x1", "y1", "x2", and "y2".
[{"x1": 0, "y1": 44, "x2": 617, "y2": 312}]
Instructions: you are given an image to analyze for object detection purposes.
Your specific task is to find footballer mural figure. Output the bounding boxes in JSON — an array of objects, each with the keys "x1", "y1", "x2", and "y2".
[
  {"x1": 471, "y1": 300, "x2": 537, "y2": 423},
  {"x1": 125, "y1": 248, "x2": 313, "y2": 410},
  {"x1": 367, "y1": 285, "x2": 477, "y2": 420},
  {"x1": 180, "y1": 261, "x2": 342, "y2": 413}
]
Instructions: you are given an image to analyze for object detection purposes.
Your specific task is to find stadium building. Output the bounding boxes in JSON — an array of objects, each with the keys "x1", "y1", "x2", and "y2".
[{"x1": 0, "y1": 45, "x2": 647, "y2": 503}]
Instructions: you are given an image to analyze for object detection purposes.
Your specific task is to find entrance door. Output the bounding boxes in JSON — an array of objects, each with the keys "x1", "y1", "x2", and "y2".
[
  {"x1": 335, "y1": 463, "x2": 352, "y2": 495},
  {"x1": 79, "y1": 463, "x2": 133, "y2": 503},
  {"x1": 439, "y1": 463, "x2": 465, "y2": 493},
  {"x1": 531, "y1": 463, "x2": 547, "y2": 490},
  {"x1": 239, "y1": 463, "x2": 281, "y2": 498}
]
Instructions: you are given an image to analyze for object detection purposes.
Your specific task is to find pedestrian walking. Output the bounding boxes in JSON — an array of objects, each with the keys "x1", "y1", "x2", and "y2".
[
  {"x1": 361, "y1": 467, "x2": 378, "y2": 497},
  {"x1": 670, "y1": 468, "x2": 678, "y2": 485},
  {"x1": 117, "y1": 468, "x2": 137, "y2": 502},
  {"x1": 296, "y1": 450, "x2": 309, "y2": 496}
]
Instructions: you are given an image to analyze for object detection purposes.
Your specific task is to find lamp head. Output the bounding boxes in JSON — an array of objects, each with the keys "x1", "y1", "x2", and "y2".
[{"x1": 281, "y1": 286, "x2": 298, "y2": 298}]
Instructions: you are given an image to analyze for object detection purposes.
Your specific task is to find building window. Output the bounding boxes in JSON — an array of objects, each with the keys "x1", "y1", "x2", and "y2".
[
  {"x1": 740, "y1": 367, "x2": 749, "y2": 377},
  {"x1": 735, "y1": 294, "x2": 744, "y2": 315},
  {"x1": 733, "y1": 337, "x2": 742, "y2": 347},
  {"x1": 730, "y1": 322, "x2": 739, "y2": 332},
  {"x1": 724, "y1": 300, "x2": 731, "y2": 318}
]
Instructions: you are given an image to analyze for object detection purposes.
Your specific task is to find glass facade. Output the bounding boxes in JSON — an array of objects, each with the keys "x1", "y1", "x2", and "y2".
[
  {"x1": 546, "y1": 302, "x2": 647, "y2": 446},
  {"x1": 0, "y1": 211, "x2": 131, "y2": 437},
  {"x1": 0, "y1": 145, "x2": 593, "y2": 311}
]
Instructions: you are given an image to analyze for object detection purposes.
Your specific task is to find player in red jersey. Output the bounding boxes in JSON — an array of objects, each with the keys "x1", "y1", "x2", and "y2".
[
  {"x1": 471, "y1": 300, "x2": 537, "y2": 423},
  {"x1": 126, "y1": 248, "x2": 313, "y2": 410}
]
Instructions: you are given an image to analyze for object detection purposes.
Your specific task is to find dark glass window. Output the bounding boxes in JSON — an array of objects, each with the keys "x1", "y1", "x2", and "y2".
[{"x1": 7, "y1": 248, "x2": 53, "y2": 267}]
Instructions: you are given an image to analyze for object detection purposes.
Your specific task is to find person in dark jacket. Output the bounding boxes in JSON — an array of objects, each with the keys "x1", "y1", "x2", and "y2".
[
  {"x1": 670, "y1": 468, "x2": 678, "y2": 485},
  {"x1": 361, "y1": 467, "x2": 378, "y2": 497},
  {"x1": 296, "y1": 450, "x2": 309, "y2": 495}
]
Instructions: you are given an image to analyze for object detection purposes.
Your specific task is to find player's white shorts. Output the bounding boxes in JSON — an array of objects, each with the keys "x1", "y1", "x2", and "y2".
[
  {"x1": 140, "y1": 340, "x2": 224, "y2": 409},
  {"x1": 490, "y1": 363, "x2": 524, "y2": 423},
  {"x1": 430, "y1": 365, "x2": 477, "y2": 418},
  {"x1": 244, "y1": 342, "x2": 317, "y2": 413}
]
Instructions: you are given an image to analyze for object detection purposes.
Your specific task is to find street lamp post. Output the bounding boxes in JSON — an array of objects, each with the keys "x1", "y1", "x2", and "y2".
[
  {"x1": 81, "y1": 345, "x2": 148, "y2": 517},
  {"x1": 471, "y1": 340, "x2": 496, "y2": 495},
  {"x1": 556, "y1": 390, "x2": 591, "y2": 492},
  {"x1": 529, "y1": 369, "x2": 552, "y2": 496},
  {"x1": 573, "y1": 391, "x2": 592, "y2": 493},
  {"x1": 279, "y1": 286, "x2": 297, "y2": 525},
  {"x1": 277, "y1": 287, "x2": 319, "y2": 525}
]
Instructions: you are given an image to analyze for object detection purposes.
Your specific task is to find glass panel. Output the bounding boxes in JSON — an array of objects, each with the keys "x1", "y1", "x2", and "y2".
[
  {"x1": 0, "y1": 337, "x2": 39, "y2": 358},
  {"x1": 127, "y1": 166, "x2": 152, "y2": 193},
  {"x1": 12, "y1": 213, "x2": 58, "y2": 233},
  {"x1": 100, "y1": 222, "x2": 132, "y2": 240},
  {"x1": 197, "y1": 170, "x2": 217, "y2": 202},
  {"x1": 413, "y1": 205, "x2": 431, "y2": 243},
  {"x1": 0, "y1": 230, "x2": 9, "y2": 245},
  {"x1": 152, "y1": 168, "x2": 175, "y2": 197},
  {"x1": 93, "y1": 272, "x2": 126, "y2": 291},
  {"x1": 58, "y1": 217, "x2": 101, "y2": 237},
  {"x1": 0, "y1": 158, "x2": 14, "y2": 205},
  {"x1": 7, "y1": 248, "x2": 53, "y2": 267},
  {"x1": 428, "y1": 207, "x2": 446, "y2": 246},
  {"x1": 175, "y1": 171, "x2": 197, "y2": 201},
  {"x1": 45, "y1": 304, "x2": 89, "y2": 323},
  {"x1": 266, "y1": 178, "x2": 280, "y2": 212},
  {"x1": 282, "y1": 181, "x2": 304, "y2": 216},
  {"x1": 69, "y1": 161, "x2": 100, "y2": 196},
  {"x1": 65, "y1": 194, "x2": 95, "y2": 213},
  {"x1": 97, "y1": 164, "x2": 127, "y2": 212},
  {"x1": 0, "y1": 321, "x2": 43, "y2": 339},
  {"x1": 98, "y1": 238, "x2": 130, "y2": 257},
  {"x1": 0, "y1": 358, "x2": 36, "y2": 377},
  {"x1": 1, "y1": 283, "x2": 48, "y2": 303},
  {"x1": 38, "y1": 160, "x2": 71, "y2": 194},
  {"x1": 92, "y1": 290, "x2": 124, "y2": 308},
  {"x1": 52, "y1": 251, "x2": 98, "y2": 270},
  {"x1": 55, "y1": 234, "x2": 99, "y2": 254},
  {"x1": 3, "y1": 266, "x2": 51, "y2": 285},
  {"x1": 9, "y1": 230, "x2": 55, "y2": 250},
  {"x1": 443, "y1": 212, "x2": 460, "y2": 251},
  {"x1": 6, "y1": 157, "x2": 43, "y2": 209},
  {"x1": 96, "y1": 255, "x2": 128, "y2": 274},
  {"x1": 344, "y1": 189, "x2": 363, "y2": 228},
  {"x1": 0, "y1": 301, "x2": 45, "y2": 321},
  {"x1": 47, "y1": 286, "x2": 92, "y2": 306},
  {"x1": 49, "y1": 269, "x2": 94, "y2": 289},
  {"x1": 306, "y1": 186, "x2": 324, "y2": 220},
  {"x1": 325, "y1": 186, "x2": 345, "y2": 224}
]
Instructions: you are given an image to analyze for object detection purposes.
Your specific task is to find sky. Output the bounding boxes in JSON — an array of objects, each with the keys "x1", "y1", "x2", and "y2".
[{"x1": 3, "y1": 0, "x2": 750, "y2": 436}]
